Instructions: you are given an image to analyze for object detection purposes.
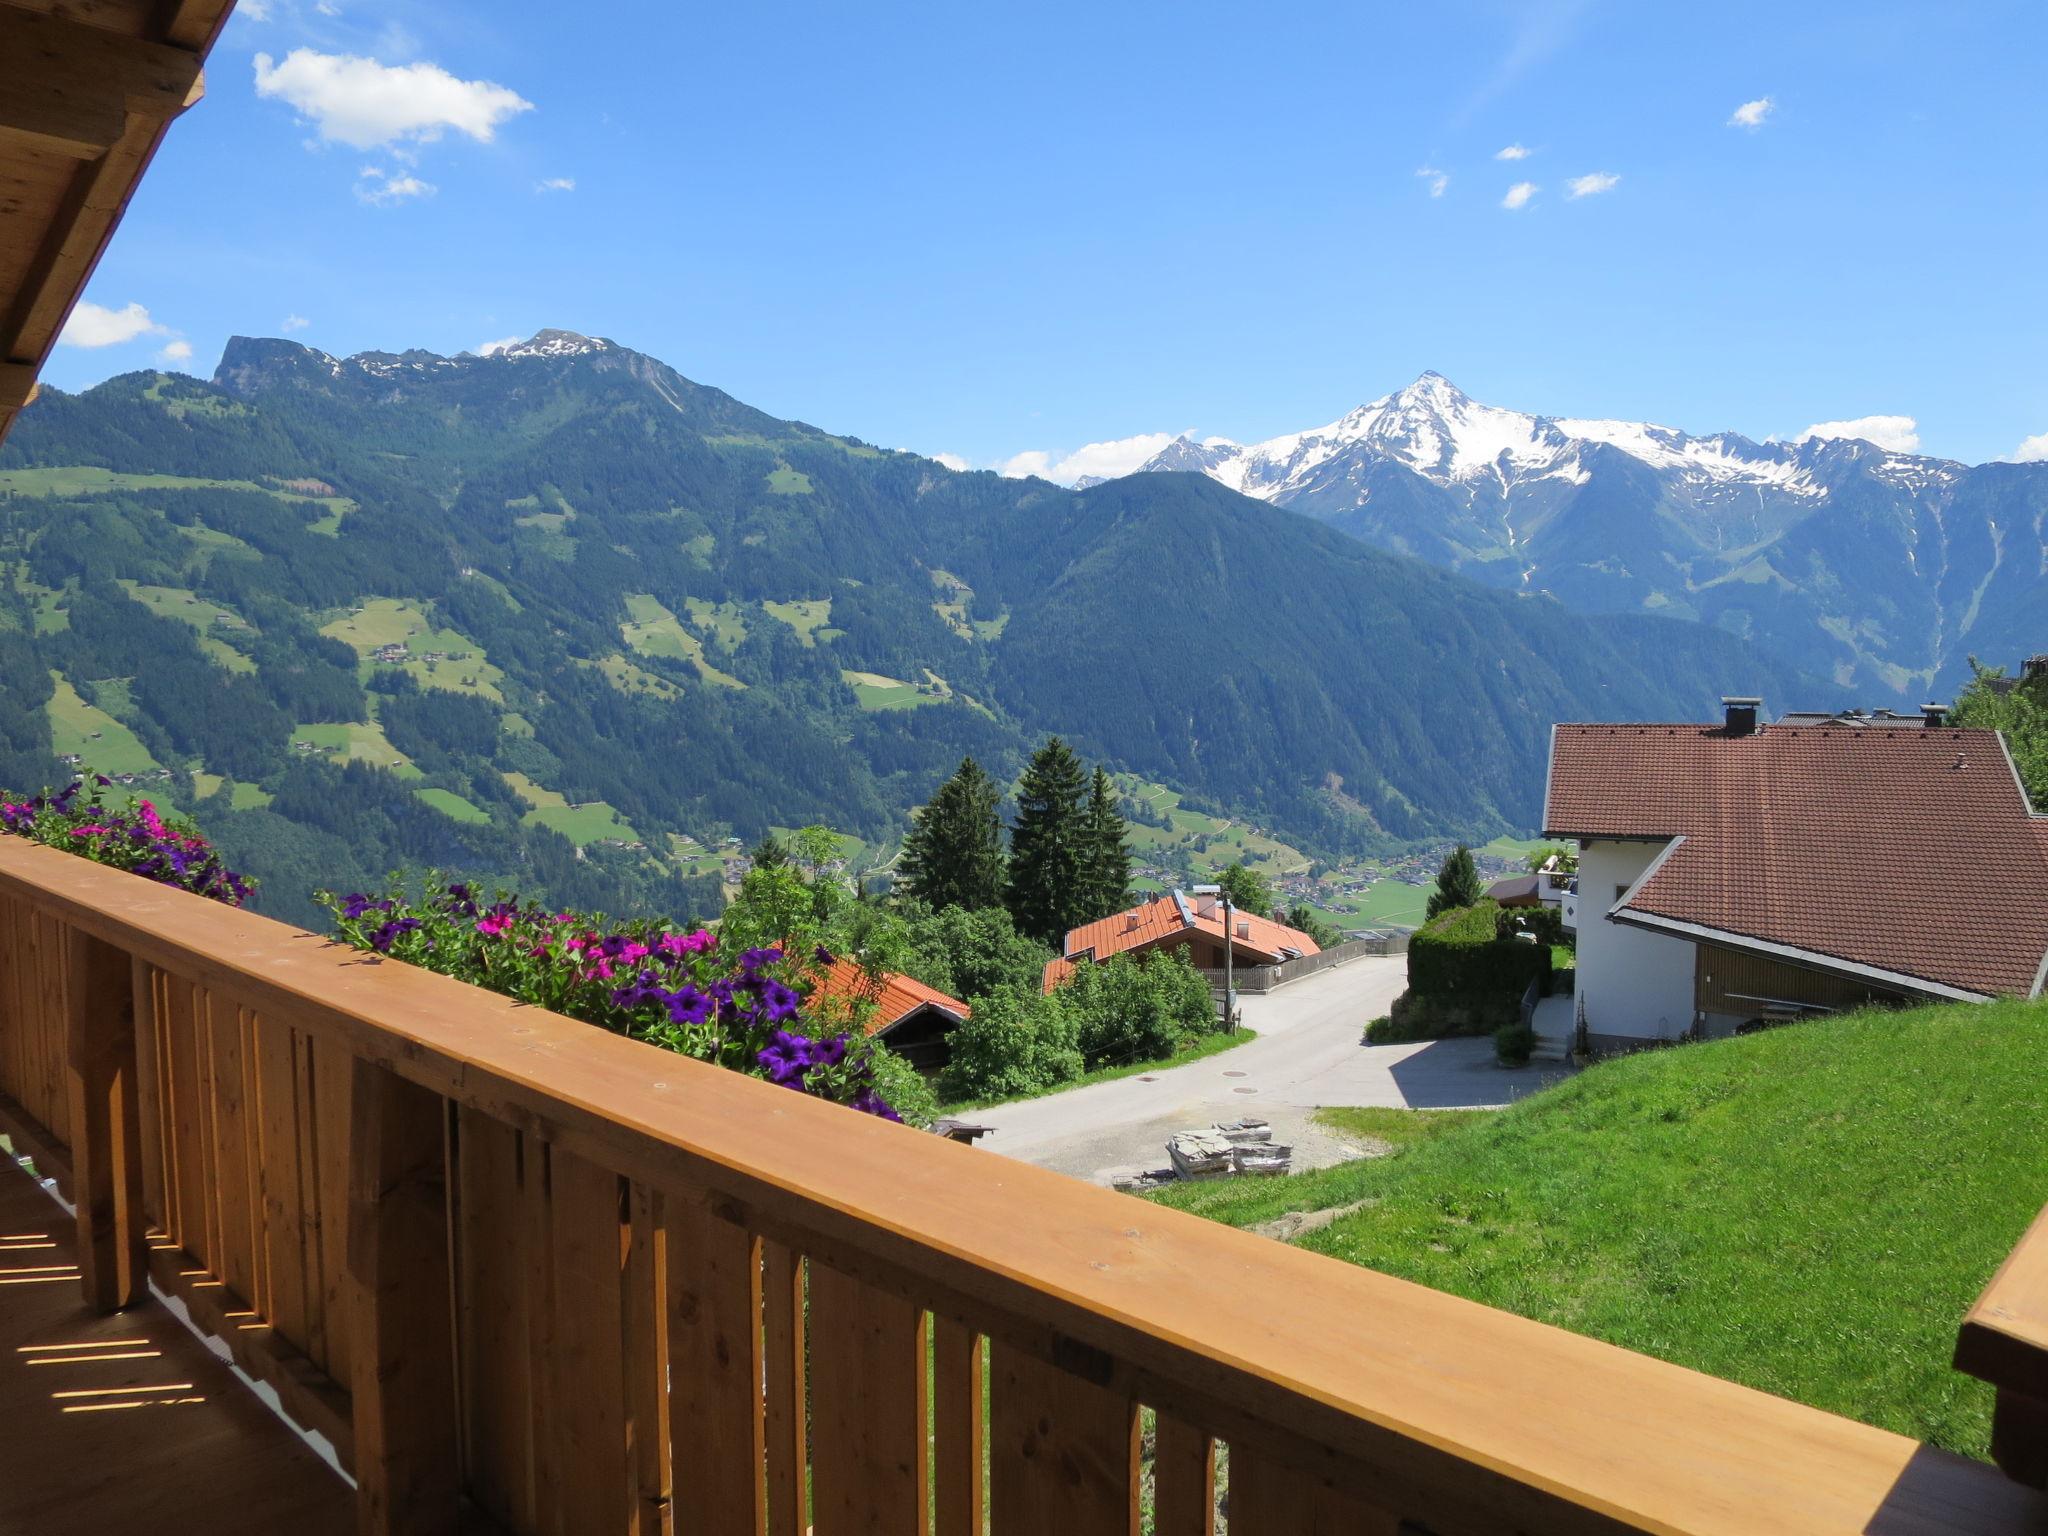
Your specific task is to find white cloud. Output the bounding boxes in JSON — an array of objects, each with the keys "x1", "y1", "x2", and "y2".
[
  {"x1": 929, "y1": 452, "x2": 973, "y2": 473},
  {"x1": 281, "y1": 313, "x2": 310, "y2": 332},
  {"x1": 476, "y1": 336, "x2": 523, "y2": 356},
  {"x1": 1796, "y1": 414, "x2": 1920, "y2": 453},
  {"x1": 995, "y1": 450, "x2": 1054, "y2": 480},
  {"x1": 58, "y1": 300, "x2": 168, "y2": 348},
  {"x1": 1416, "y1": 165, "x2": 1448, "y2": 198},
  {"x1": 2005, "y1": 431, "x2": 2048, "y2": 463},
  {"x1": 239, "y1": 0, "x2": 272, "y2": 18},
  {"x1": 252, "y1": 48, "x2": 533, "y2": 151},
  {"x1": 984, "y1": 431, "x2": 1185, "y2": 485},
  {"x1": 535, "y1": 176, "x2": 575, "y2": 193},
  {"x1": 157, "y1": 339, "x2": 195, "y2": 363},
  {"x1": 1495, "y1": 143, "x2": 1532, "y2": 160},
  {"x1": 356, "y1": 169, "x2": 435, "y2": 205},
  {"x1": 1728, "y1": 96, "x2": 1773, "y2": 130},
  {"x1": 1565, "y1": 171, "x2": 1620, "y2": 198},
  {"x1": 1501, "y1": 181, "x2": 1538, "y2": 210}
]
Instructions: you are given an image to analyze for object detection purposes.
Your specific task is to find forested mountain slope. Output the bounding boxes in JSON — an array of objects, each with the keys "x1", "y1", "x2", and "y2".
[{"x1": 0, "y1": 332, "x2": 1819, "y2": 923}]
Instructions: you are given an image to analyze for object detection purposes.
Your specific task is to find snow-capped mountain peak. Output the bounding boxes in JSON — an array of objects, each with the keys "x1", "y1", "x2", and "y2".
[
  {"x1": 480, "y1": 329, "x2": 616, "y2": 360},
  {"x1": 1134, "y1": 374, "x2": 1834, "y2": 503}
]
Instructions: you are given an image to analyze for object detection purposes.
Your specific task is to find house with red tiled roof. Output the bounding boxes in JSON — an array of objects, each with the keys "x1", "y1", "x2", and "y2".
[
  {"x1": 1044, "y1": 889, "x2": 1320, "y2": 993},
  {"x1": 811, "y1": 958, "x2": 972, "y2": 1074},
  {"x1": 1544, "y1": 697, "x2": 2048, "y2": 1051}
]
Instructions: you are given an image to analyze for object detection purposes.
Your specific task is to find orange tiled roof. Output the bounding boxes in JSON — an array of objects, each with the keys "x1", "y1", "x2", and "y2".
[
  {"x1": 1041, "y1": 955, "x2": 1079, "y2": 995},
  {"x1": 1544, "y1": 721, "x2": 2048, "y2": 999},
  {"x1": 812, "y1": 958, "x2": 971, "y2": 1035},
  {"x1": 1062, "y1": 891, "x2": 1320, "y2": 967}
]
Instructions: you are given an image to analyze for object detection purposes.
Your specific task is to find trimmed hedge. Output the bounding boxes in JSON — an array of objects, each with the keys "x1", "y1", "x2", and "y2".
[{"x1": 1384, "y1": 898, "x2": 1552, "y2": 1038}]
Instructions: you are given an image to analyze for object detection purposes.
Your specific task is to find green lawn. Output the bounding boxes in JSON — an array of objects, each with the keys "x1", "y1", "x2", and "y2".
[
  {"x1": 1116, "y1": 773, "x2": 1310, "y2": 882},
  {"x1": 320, "y1": 598, "x2": 507, "y2": 701},
  {"x1": 291, "y1": 720, "x2": 423, "y2": 780},
  {"x1": 765, "y1": 464, "x2": 814, "y2": 495},
  {"x1": 194, "y1": 773, "x2": 275, "y2": 810},
  {"x1": 761, "y1": 597, "x2": 832, "y2": 646},
  {"x1": 939, "y1": 1027, "x2": 1257, "y2": 1116},
  {"x1": 1303, "y1": 879, "x2": 1432, "y2": 931},
  {"x1": 414, "y1": 786, "x2": 491, "y2": 824},
  {"x1": 619, "y1": 594, "x2": 745, "y2": 688},
  {"x1": 842, "y1": 668, "x2": 953, "y2": 712},
  {"x1": 683, "y1": 597, "x2": 750, "y2": 648},
  {"x1": 503, "y1": 770, "x2": 639, "y2": 844},
  {"x1": 46, "y1": 674, "x2": 159, "y2": 776},
  {"x1": 582, "y1": 653, "x2": 682, "y2": 701},
  {"x1": 119, "y1": 583, "x2": 257, "y2": 674},
  {"x1": 1151, "y1": 999, "x2": 2048, "y2": 1460}
]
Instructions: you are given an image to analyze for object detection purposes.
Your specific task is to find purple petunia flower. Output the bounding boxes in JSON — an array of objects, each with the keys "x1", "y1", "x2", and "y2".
[
  {"x1": 368, "y1": 916, "x2": 422, "y2": 953},
  {"x1": 756, "y1": 1029, "x2": 814, "y2": 1087},
  {"x1": 665, "y1": 986, "x2": 714, "y2": 1027}
]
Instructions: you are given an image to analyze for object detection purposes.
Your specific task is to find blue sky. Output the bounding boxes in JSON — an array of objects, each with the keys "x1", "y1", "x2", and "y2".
[{"x1": 44, "y1": 0, "x2": 2048, "y2": 475}]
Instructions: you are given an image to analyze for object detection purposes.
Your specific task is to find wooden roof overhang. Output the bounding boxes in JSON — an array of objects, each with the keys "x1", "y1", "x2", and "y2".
[{"x1": 0, "y1": 0, "x2": 237, "y2": 443}]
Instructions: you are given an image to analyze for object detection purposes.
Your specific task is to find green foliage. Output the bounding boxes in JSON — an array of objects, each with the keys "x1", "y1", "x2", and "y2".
[
  {"x1": 1078, "y1": 766, "x2": 1132, "y2": 921},
  {"x1": 1392, "y1": 899, "x2": 1551, "y2": 1036},
  {"x1": 1285, "y1": 902, "x2": 1342, "y2": 948},
  {"x1": 1215, "y1": 861, "x2": 1274, "y2": 918},
  {"x1": 886, "y1": 902, "x2": 1049, "y2": 1003},
  {"x1": 939, "y1": 985, "x2": 1084, "y2": 1101},
  {"x1": 1005, "y1": 736, "x2": 1092, "y2": 945},
  {"x1": 1425, "y1": 843, "x2": 1482, "y2": 920},
  {"x1": 1523, "y1": 842, "x2": 1577, "y2": 874},
  {"x1": 1059, "y1": 950, "x2": 1218, "y2": 1067},
  {"x1": 1494, "y1": 1020, "x2": 1537, "y2": 1065},
  {"x1": 898, "y1": 756, "x2": 1006, "y2": 912},
  {"x1": 1497, "y1": 902, "x2": 1571, "y2": 949},
  {"x1": 0, "y1": 776, "x2": 251, "y2": 904},
  {"x1": 1156, "y1": 998, "x2": 2048, "y2": 1460},
  {"x1": 318, "y1": 873, "x2": 916, "y2": 1123},
  {"x1": 1950, "y1": 656, "x2": 2047, "y2": 810}
]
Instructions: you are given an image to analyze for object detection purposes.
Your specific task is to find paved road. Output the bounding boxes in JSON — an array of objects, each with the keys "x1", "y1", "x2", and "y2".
[{"x1": 975, "y1": 956, "x2": 1571, "y2": 1182}]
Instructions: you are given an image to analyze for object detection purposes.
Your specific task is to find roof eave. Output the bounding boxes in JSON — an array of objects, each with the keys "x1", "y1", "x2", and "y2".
[{"x1": 1610, "y1": 908, "x2": 1995, "y2": 1004}]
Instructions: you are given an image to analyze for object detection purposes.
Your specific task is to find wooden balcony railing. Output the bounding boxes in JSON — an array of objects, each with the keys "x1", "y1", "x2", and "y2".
[{"x1": 2, "y1": 833, "x2": 2045, "y2": 1535}]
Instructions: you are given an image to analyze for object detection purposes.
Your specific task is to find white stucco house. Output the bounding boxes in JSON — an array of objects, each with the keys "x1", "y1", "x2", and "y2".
[{"x1": 1543, "y1": 698, "x2": 2048, "y2": 1053}]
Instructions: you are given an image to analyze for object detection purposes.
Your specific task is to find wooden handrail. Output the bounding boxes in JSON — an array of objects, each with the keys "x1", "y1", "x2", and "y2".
[
  {"x1": 1957, "y1": 1203, "x2": 2048, "y2": 1489},
  {"x1": 1, "y1": 835, "x2": 2044, "y2": 1535}
]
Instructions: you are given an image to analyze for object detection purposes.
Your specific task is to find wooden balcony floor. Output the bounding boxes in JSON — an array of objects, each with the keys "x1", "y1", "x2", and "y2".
[{"x1": 0, "y1": 1154, "x2": 354, "y2": 1536}]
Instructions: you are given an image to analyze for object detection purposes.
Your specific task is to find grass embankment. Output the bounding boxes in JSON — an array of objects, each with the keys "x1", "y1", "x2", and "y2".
[
  {"x1": 936, "y1": 1028, "x2": 1257, "y2": 1116},
  {"x1": 1153, "y1": 1000, "x2": 2048, "y2": 1459}
]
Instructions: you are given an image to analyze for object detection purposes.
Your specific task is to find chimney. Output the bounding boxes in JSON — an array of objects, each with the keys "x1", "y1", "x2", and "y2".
[
  {"x1": 1921, "y1": 701, "x2": 1948, "y2": 728},
  {"x1": 1721, "y1": 696, "x2": 1762, "y2": 737},
  {"x1": 1124, "y1": 913, "x2": 1141, "y2": 932},
  {"x1": 1195, "y1": 893, "x2": 1218, "y2": 919},
  {"x1": 1235, "y1": 920, "x2": 1251, "y2": 940}
]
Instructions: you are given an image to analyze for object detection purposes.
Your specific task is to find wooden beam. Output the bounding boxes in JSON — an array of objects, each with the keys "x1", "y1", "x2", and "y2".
[
  {"x1": 347, "y1": 1057, "x2": 460, "y2": 1536},
  {"x1": 0, "y1": 8, "x2": 205, "y2": 122}
]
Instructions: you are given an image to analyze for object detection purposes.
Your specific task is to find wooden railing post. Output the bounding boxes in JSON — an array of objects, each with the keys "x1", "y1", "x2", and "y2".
[
  {"x1": 62, "y1": 924, "x2": 146, "y2": 1310},
  {"x1": 348, "y1": 1057, "x2": 460, "y2": 1536}
]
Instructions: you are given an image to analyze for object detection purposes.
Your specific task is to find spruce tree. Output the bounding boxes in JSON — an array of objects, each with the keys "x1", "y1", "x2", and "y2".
[
  {"x1": 1080, "y1": 766, "x2": 1132, "y2": 921},
  {"x1": 898, "y1": 757, "x2": 1006, "y2": 912},
  {"x1": 1425, "y1": 843, "x2": 1483, "y2": 920},
  {"x1": 1005, "y1": 736, "x2": 1091, "y2": 945}
]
